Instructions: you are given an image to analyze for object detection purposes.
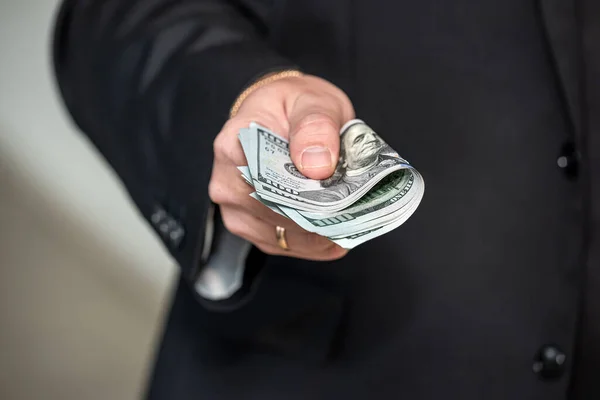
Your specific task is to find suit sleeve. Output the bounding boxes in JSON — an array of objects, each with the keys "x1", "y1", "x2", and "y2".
[{"x1": 51, "y1": 0, "x2": 297, "y2": 304}]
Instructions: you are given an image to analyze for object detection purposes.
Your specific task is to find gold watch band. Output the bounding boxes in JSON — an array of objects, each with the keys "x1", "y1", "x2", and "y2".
[{"x1": 229, "y1": 70, "x2": 302, "y2": 118}]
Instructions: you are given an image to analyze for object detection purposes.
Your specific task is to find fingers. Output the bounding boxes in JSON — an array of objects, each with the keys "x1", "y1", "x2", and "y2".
[
  {"x1": 289, "y1": 111, "x2": 340, "y2": 179},
  {"x1": 220, "y1": 207, "x2": 347, "y2": 260},
  {"x1": 212, "y1": 119, "x2": 247, "y2": 166},
  {"x1": 209, "y1": 74, "x2": 355, "y2": 262},
  {"x1": 209, "y1": 163, "x2": 307, "y2": 232},
  {"x1": 210, "y1": 160, "x2": 346, "y2": 261},
  {"x1": 221, "y1": 74, "x2": 355, "y2": 181},
  {"x1": 286, "y1": 79, "x2": 354, "y2": 180},
  {"x1": 287, "y1": 93, "x2": 344, "y2": 179}
]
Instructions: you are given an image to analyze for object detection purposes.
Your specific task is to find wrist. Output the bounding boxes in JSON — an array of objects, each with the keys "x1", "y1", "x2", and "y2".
[{"x1": 229, "y1": 69, "x2": 303, "y2": 118}]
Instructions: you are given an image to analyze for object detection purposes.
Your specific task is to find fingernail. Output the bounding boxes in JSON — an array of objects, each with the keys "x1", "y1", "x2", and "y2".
[{"x1": 301, "y1": 147, "x2": 332, "y2": 169}]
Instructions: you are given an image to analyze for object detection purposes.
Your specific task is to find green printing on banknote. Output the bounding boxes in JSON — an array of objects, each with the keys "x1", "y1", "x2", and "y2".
[
  {"x1": 306, "y1": 170, "x2": 414, "y2": 227},
  {"x1": 237, "y1": 120, "x2": 425, "y2": 249}
]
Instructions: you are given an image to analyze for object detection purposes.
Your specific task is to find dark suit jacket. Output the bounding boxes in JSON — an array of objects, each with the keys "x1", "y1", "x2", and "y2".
[{"x1": 52, "y1": 0, "x2": 600, "y2": 399}]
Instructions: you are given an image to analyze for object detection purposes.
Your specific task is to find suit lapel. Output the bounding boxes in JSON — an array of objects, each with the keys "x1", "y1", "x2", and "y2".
[{"x1": 538, "y1": 0, "x2": 582, "y2": 138}]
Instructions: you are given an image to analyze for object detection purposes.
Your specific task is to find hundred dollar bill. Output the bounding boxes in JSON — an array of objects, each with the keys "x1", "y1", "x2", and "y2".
[
  {"x1": 328, "y1": 186, "x2": 424, "y2": 248},
  {"x1": 250, "y1": 120, "x2": 413, "y2": 212},
  {"x1": 278, "y1": 169, "x2": 423, "y2": 237},
  {"x1": 237, "y1": 120, "x2": 425, "y2": 248}
]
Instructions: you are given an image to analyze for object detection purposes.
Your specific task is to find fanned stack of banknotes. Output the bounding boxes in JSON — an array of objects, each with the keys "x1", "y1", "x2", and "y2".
[{"x1": 237, "y1": 119, "x2": 425, "y2": 249}]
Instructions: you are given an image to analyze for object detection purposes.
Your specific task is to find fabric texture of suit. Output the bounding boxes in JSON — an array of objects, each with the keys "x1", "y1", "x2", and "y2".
[{"x1": 52, "y1": 0, "x2": 600, "y2": 398}]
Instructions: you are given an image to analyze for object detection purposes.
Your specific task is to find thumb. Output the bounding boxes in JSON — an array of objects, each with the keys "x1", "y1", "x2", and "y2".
[{"x1": 288, "y1": 110, "x2": 342, "y2": 180}]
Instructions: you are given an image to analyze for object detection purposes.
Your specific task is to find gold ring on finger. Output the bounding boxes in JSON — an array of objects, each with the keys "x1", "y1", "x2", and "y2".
[{"x1": 275, "y1": 226, "x2": 290, "y2": 251}]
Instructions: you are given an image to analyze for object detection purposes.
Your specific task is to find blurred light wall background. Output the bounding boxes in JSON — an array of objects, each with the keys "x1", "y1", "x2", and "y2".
[{"x1": 0, "y1": 1, "x2": 178, "y2": 399}]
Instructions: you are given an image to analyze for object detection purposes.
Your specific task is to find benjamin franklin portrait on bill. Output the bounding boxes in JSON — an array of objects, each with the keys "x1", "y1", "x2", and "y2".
[{"x1": 299, "y1": 120, "x2": 403, "y2": 203}]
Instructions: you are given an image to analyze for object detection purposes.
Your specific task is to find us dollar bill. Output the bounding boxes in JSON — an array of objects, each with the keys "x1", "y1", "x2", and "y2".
[
  {"x1": 250, "y1": 121, "x2": 413, "y2": 212},
  {"x1": 237, "y1": 120, "x2": 425, "y2": 249},
  {"x1": 328, "y1": 187, "x2": 424, "y2": 248},
  {"x1": 278, "y1": 169, "x2": 422, "y2": 237}
]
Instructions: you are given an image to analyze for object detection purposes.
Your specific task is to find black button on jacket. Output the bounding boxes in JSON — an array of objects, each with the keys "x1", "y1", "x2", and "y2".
[{"x1": 51, "y1": 0, "x2": 600, "y2": 399}]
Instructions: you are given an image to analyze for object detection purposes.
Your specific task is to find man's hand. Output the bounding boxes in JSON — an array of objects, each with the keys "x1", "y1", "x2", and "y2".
[{"x1": 208, "y1": 74, "x2": 355, "y2": 260}]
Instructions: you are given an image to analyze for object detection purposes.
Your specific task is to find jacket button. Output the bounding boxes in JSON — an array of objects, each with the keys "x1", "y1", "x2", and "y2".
[
  {"x1": 151, "y1": 207, "x2": 185, "y2": 249},
  {"x1": 557, "y1": 141, "x2": 579, "y2": 180},
  {"x1": 167, "y1": 224, "x2": 185, "y2": 248},
  {"x1": 151, "y1": 208, "x2": 167, "y2": 225},
  {"x1": 533, "y1": 345, "x2": 566, "y2": 380}
]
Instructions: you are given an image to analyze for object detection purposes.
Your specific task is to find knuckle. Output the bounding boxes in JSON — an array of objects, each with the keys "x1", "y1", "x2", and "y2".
[
  {"x1": 216, "y1": 137, "x2": 245, "y2": 165},
  {"x1": 213, "y1": 134, "x2": 227, "y2": 158},
  {"x1": 229, "y1": 148, "x2": 246, "y2": 167},
  {"x1": 208, "y1": 179, "x2": 229, "y2": 205},
  {"x1": 221, "y1": 118, "x2": 237, "y2": 132},
  {"x1": 214, "y1": 132, "x2": 244, "y2": 164},
  {"x1": 207, "y1": 180, "x2": 220, "y2": 203}
]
